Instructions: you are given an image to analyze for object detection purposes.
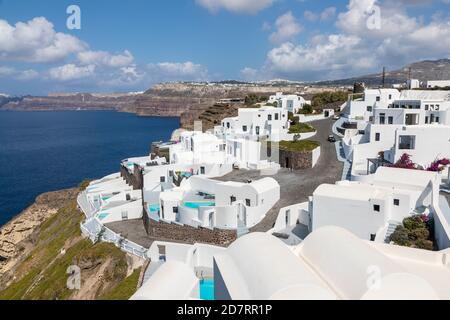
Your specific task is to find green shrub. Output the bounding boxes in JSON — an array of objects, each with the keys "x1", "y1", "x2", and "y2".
[
  {"x1": 414, "y1": 239, "x2": 434, "y2": 251},
  {"x1": 79, "y1": 179, "x2": 92, "y2": 191},
  {"x1": 289, "y1": 123, "x2": 316, "y2": 134},
  {"x1": 390, "y1": 215, "x2": 435, "y2": 251},
  {"x1": 299, "y1": 104, "x2": 313, "y2": 114},
  {"x1": 403, "y1": 216, "x2": 425, "y2": 231},
  {"x1": 409, "y1": 228, "x2": 430, "y2": 241},
  {"x1": 390, "y1": 226, "x2": 411, "y2": 246},
  {"x1": 278, "y1": 140, "x2": 320, "y2": 152}
]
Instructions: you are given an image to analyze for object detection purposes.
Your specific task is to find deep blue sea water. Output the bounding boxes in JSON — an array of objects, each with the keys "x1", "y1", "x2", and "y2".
[{"x1": 0, "y1": 111, "x2": 179, "y2": 227}]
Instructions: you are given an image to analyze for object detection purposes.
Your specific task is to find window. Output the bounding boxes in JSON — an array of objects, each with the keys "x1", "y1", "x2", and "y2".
[
  {"x1": 389, "y1": 94, "x2": 392, "y2": 100},
  {"x1": 275, "y1": 113, "x2": 279, "y2": 120},
  {"x1": 373, "y1": 204, "x2": 380, "y2": 212},
  {"x1": 425, "y1": 105, "x2": 429, "y2": 111},
  {"x1": 425, "y1": 116, "x2": 429, "y2": 124},
  {"x1": 367, "y1": 106, "x2": 373, "y2": 112},
  {"x1": 388, "y1": 116, "x2": 393, "y2": 124},
  {"x1": 376, "y1": 96, "x2": 381, "y2": 102},
  {"x1": 242, "y1": 125, "x2": 248, "y2": 132},
  {"x1": 121, "y1": 211, "x2": 128, "y2": 220},
  {"x1": 245, "y1": 199, "x2": 251, "y2": 206},
  {"x1": 379, "y1": 113, "x2": 386, "y2": 124},
  {"x1": 160, "y1": 176, "x2": 166, "y2": 183},
  {"x1": 169, "y1": 170, "x2": 174, "y2": 177},
  {"x1": 436, "y1": 117, "x2": 440, "y2": 123},
  {"x1": 255, "y1": 126, "x2": 260, "y2": 135},
  {"x1": 268, "y1": 114, "x2": 272, "y2": 121},
  {"x1": 230, "y1": 196, "x2": 236, "y2": 204},
  {"x1": 200, "y1": 166, "x2": 205, "y2": 174},
  {"x1": 394, "y1": 199, "x2": 400, "y2": 206},
  {"x1": 375, "y1": 133, "x2": 381, "y2": 142},
  {"x1": 370, "y1": 234, "x2": 376, "y2": 242},
  {"x1": 173, "y1": 207, "x2": 178, "y2": 213},
  {"x1": 227, "y1": 122, "x2": 230, "y2": 129},
  {"x1": 286, "y1": 210, "x2": 291, "y2": 226},
  {"x1": 398, "y1": 135, "x2": 416, "y2": 150}
]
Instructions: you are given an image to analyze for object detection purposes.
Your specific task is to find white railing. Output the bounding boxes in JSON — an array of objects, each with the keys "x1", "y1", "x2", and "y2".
[
  {"x1": 77, "y1": 191, "x2": 98, "y2": 218},
  {"x1": 80, "y1": 217, "x2": 148, "y2": 259},
  {"x1": 78, "y1": 191, "x2": 148, "y2": 259}
]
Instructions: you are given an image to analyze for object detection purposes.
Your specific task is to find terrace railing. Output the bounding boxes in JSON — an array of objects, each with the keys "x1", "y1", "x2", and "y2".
[{"x1": 81, "y1": 217, "x2": 148, "y2": 259}]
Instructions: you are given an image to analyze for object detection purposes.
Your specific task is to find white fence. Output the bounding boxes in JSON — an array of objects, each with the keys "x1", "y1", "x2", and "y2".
[
  {"x1": 80, "y1": 217, "x2": 148, "y2": 259},
  {"x1": 78, "y1": 191, "x2": 148, "y2": 259}
]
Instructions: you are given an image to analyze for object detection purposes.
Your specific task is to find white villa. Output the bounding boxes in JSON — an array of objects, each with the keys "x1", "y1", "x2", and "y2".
[
  {"x1": 267, "y1": 92, "x2": 311, "y2": 114},
  {"x1": 131, "y1": 227, "x2": 450, "y2": 300},
  {"x1": 148, "y1": 175, "x2": 280, "y2": 229},
  {"x1": 218, "y1": 106, "x2": 291, "y2": 142},
  {"x1": 342, "y1": 88, "x2": 450, "y2": 179},
  {"x1": 310, "y1": 167, "x2": 441, "y2": 243}
]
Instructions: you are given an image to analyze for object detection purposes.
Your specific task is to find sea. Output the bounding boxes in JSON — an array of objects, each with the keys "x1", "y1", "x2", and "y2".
[{"x1": 0, "y1": 111, "x2": 179, "y2": 227}]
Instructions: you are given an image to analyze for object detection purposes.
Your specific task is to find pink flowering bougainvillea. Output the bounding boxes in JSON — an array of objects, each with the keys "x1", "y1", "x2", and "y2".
[
  {"x1": 390, "y1": 153, "x2": 417, "y2": 170},
  {"x1": 426, "y1": 158, "x2": 450, "y2": 172}
]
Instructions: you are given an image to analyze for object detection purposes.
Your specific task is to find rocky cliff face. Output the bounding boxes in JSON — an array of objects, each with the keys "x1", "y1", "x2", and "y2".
[
  {"x1": 0, "y1": 188, "x2": 144, "y2": 300},
  {"x1": 0, "y1": 82, "x2": 304, "y2": 121},
  {"x1": 1, "y1": 93, "x2": 137, "y2": 112}
]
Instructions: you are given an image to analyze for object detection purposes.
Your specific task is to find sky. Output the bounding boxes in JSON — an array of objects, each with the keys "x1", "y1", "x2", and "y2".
[{"x1": 0, "y1": 0, "x2": 450, "y2": 95}]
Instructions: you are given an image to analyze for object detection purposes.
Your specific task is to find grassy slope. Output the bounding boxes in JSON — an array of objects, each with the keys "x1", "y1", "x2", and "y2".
[{"x1": 0, "y1": 195, "x2": 141, "y2": 300}]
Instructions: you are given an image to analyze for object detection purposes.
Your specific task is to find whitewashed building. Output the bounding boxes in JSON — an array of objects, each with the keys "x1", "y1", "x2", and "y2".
[
  {"x1": 148, "y1": 175, "x2": 280, "y2": 230},
  {"x1": 310, "y1": 167, "x2": 442, "y2": 243},
  {"x1": 268, "y1": 92, "x2": 311, "y2": 114},
  {"x1": 132, "y1": 227, "x2": 450, "y2": 300},
  {"x1": 343, "y1": 89, "x2": 450, "y2": 178}
]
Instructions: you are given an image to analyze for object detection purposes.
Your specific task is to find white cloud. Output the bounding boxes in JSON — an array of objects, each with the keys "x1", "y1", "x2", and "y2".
[
  {"x1": 16, "y1": 69, "x2": 39, "y2": 81},
  {"x1": 148, "y1": 61, "x2": 208, "y2": 80},
  {"x1": 48, "y1": 64, "x2": 96, "y2": 81},
  {"x1": 0, "y1": 66, "x2": 16, "y2": 76},
  {"x1": 77, "y1": 50, "x2": 134, "y2": 68},
  {"x1": 304, "y1": 11, "x2": 318, "y2": 22},
  {"x1": 0, "y1": 17, "x2": 86, "y2": 63},
  {"x1": 196, "y1": 0, "x2": 276, "y2": 14},
  {"x1": 320, "y1": 7, "x2": 337, "y2": 21},
  {"x1": 258, "y1": 0, "x2": 450, "y2": 81},
  {"x1": 304, "y1": 7, "x2": 336, "y2": 22},
  {"x1": 269, "y1": 12, "x2": 302, "y2": 44}
]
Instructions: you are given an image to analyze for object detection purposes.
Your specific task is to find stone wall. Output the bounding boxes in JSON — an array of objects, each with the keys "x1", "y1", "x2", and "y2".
[
  {"x1": 279, "y1": 149, "x2": 314, "y2": 170},
  {"x1": 143, "y1": 215, "x2": 237, "y2": 247},
  {"x1": 120, "y1": 165, "x2": 143, "y2": 190}
]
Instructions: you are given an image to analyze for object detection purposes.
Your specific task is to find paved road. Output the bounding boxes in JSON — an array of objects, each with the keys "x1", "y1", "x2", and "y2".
[{"x1": 216, "y1": 118, "x2": 343, "y2": 232}]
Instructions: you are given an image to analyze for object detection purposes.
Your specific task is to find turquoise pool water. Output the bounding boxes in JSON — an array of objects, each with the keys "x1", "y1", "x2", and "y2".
[
  {"x1": 98, "y1": 213, "x2": 109, "y2": 220},
  {"x1": 148, "y1": 204, "x2": 160, "y2": 212},
  {"x1": 200, "y1": 279, "x2": 214, "y2": 300},
  {"x1": 184, "y1": 201, "x2": 215, "y2": 209}
]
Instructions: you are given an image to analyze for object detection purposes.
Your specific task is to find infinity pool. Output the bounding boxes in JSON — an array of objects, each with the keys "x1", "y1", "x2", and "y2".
[
  {"x1": 200, "y1": 279, "x2": 214, "y2": 300},
  {"x1": 183, "y1": 202, "x2": 215, "y2": 209}
]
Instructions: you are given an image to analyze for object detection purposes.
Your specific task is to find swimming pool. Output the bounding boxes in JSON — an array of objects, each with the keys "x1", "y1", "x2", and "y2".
[
  {"x1": 200, "y1": 279, "x2": 214, "y2": 300},
  {"x1": 148, "y1": 204, "x2": 160, "y2": 212},
  {"x1": 183, "y1": 202, "x2": 215, "y2": 209}
]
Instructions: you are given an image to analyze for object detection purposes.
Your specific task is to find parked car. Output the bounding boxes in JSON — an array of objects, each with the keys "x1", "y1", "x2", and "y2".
[
  {"x1": 328, "y1": 135, "x2": 336, "y2": 143},
  {"x1": 332, "y1": 115, "x2": 341, "y2": 121}
]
